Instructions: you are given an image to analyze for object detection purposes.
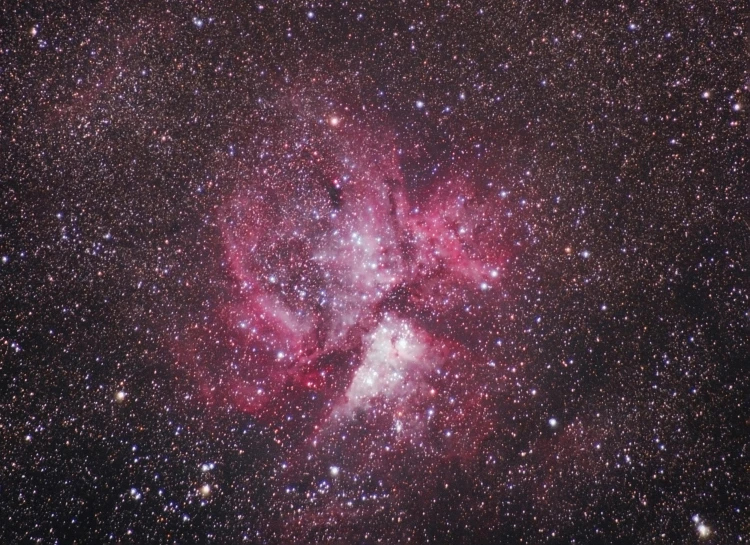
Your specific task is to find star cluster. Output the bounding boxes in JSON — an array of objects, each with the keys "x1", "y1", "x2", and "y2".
[{"x1": 2, "y1": 1, "x2": 748, "y2": 543}]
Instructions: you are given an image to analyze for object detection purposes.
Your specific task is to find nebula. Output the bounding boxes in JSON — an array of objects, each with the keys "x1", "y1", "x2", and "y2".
[
  {"x1": 170, "y1": 92, "x2": 530, "y2": 541},
  {"x1": 217, "y1": 98, "x2": 508, "y2": 441}
]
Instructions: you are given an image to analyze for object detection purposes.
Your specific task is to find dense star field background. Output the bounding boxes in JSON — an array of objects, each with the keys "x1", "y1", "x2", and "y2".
[{"x1": 2, "y1": 1, "x2": 748, "y2": 543}]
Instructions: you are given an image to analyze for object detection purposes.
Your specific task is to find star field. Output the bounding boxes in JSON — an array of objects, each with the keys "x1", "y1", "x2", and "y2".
[{"x1": 2, "y1": 1, "x2": 748, "y2": 543}]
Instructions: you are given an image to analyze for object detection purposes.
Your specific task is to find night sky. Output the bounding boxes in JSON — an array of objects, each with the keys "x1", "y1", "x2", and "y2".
[{"x1": 2, "y1": 1, "x2": 749, "y2": 543}]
